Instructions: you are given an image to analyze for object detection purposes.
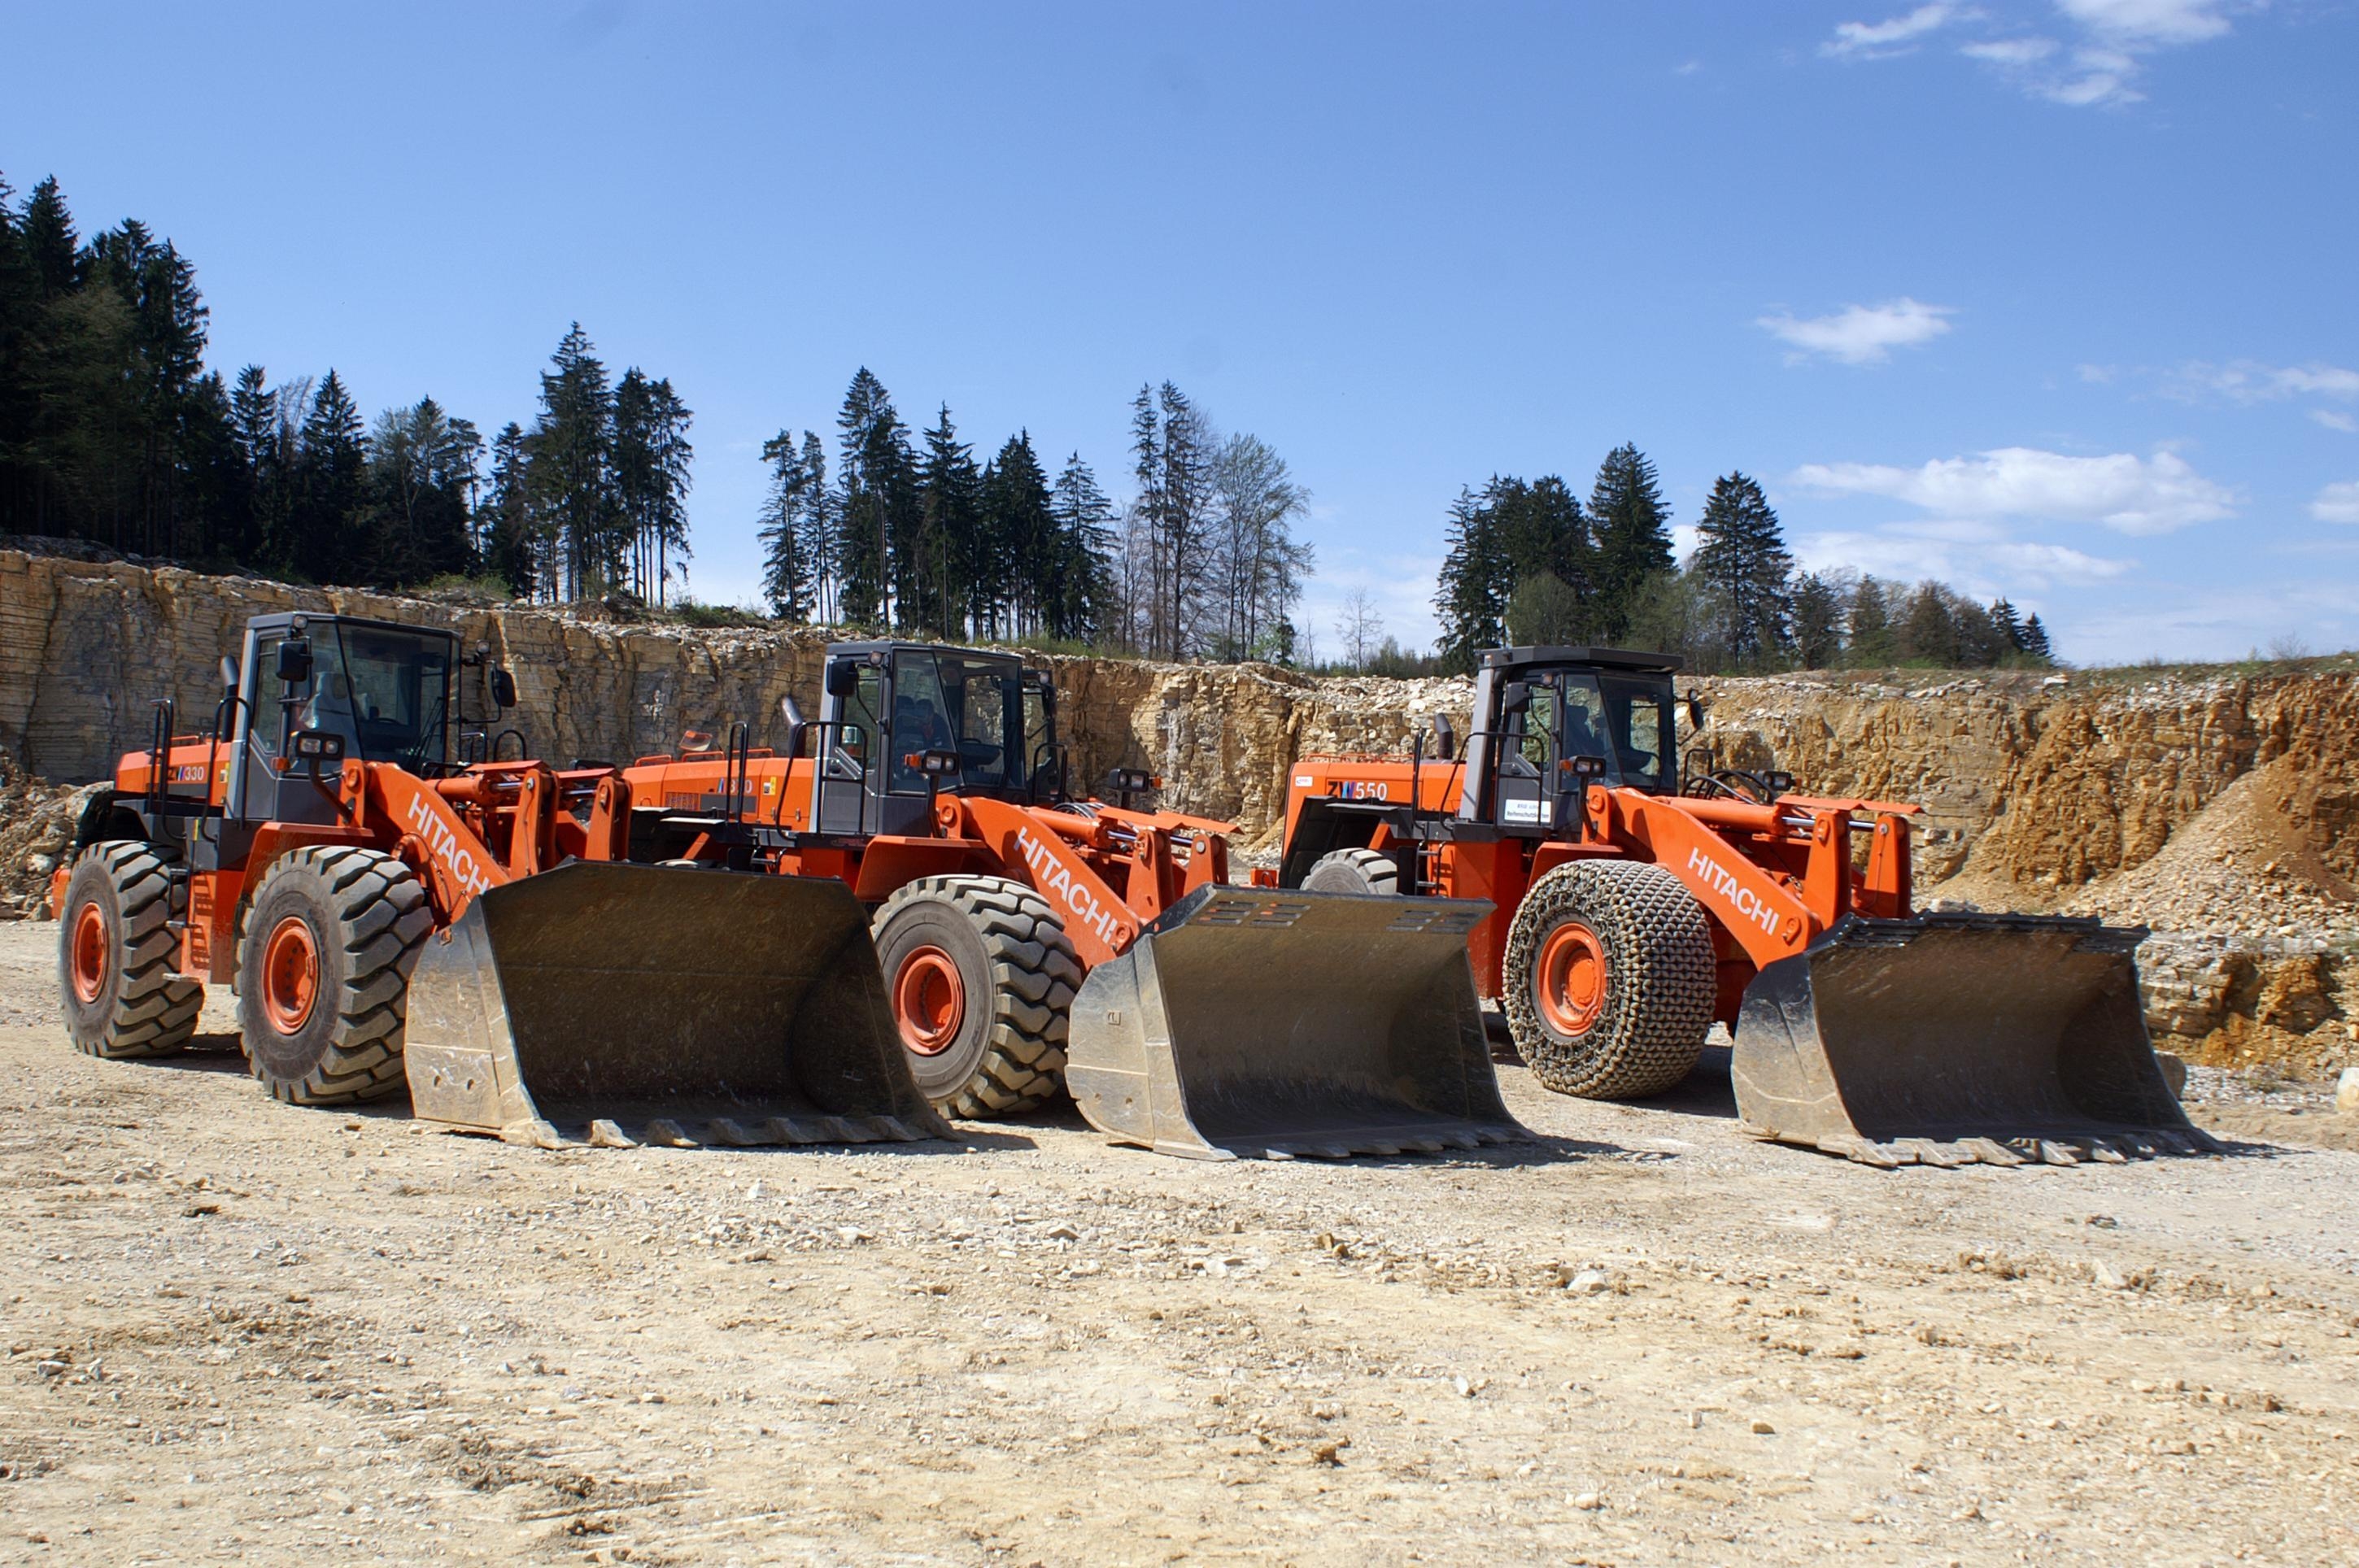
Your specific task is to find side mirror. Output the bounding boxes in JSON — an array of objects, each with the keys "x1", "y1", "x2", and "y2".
[
  {"x1": 1430, "y1": 714, "x2": 1458, "y2": 762},
  {"x1": 490, "y1": 667, "x2": 517, "y2": 710},
  {"x1": 780, "y1": 695, "x2": 809, "y2": 753},
  {"x1": 219, "y1": 655, "x2": 239, "y2": 690},
  {"x1": 824, "y1": 660, "x2": 859, "y2": 698},
  {"x1": 275, "y1": 638, "x2": 312, "y2": 686},
  {"x1": 1499, "y1": 681, "x2": 1532, "y2": 716}
]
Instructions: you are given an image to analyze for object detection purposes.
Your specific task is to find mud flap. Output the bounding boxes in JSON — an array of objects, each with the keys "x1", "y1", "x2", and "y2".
[
  {"x1": 403, "y1": 862, "x2": 950, "y2": 1148},
  {"x1": 1731, "y1": 912, "x2": 2217, "y2": 1167},
  {"x1": 1065, "y1": 886, "x2": 1522, "y2": 1160}
]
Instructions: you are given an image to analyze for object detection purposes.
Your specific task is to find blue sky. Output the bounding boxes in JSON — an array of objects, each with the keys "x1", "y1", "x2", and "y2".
[{"x1": 6, "y1": 1, "x2": 2352, "y2": 664}]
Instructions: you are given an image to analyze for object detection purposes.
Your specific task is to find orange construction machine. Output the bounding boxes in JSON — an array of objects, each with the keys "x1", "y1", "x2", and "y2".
[
  {"x1": 1276, "y1": 645, "x2": 2210, "y2": 1169},
  {"x1": 614, "y1": 639, "x2": 1515, "y2": 1160},
  {"x1": 51, "y1": 612, "x2": 941, "y2": 1149}
]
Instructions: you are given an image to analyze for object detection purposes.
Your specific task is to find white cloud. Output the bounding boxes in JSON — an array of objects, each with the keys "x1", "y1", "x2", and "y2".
[
  {"x1": 2165, "y1": 359, "x2": 2359, "y2": 404},
  {"x1": 2313, "y1": 411, "x2": 2359, "y2": 434},
  {"x1": 1794, "y1": 518, "x2": 2133, "y2": 598},
  {"x1": 1957, "y1": 0, "x2": 2254, "y2": 107},
  {"x1": 1961, "y1": 37, "x2": 2060, "y2": 63},
  {"x1": 1824, "y1": 3, "x2": 1976, "y2": 57},
  {"x1": 2312, "y1": 481, "x2": 2359, "y2": 525},
  {"x1": 1790, "y1": 446, "x2": 2236, "y2": 534},
  {"x1": 1757, "y1": 298, "x2": 1956, "y2": 365},
  {"x1": 2058, "y1": 0, "x2": 2240, "y2": 47}
]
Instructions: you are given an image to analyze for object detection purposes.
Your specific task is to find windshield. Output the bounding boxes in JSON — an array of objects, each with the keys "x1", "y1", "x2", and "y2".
[
  {"x1": 306, "y1": 624, "x2": 456, "y2": 771},
  {"x1": 1584, "y1": 673, "x2": 1674, "y2": 791},
  {"x1": 888, "y1": 651, "x2": 1027, "y2": 795}
]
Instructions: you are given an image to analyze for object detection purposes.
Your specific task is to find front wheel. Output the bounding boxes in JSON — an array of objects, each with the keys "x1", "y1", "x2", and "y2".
[
  {"x1": 57, "y1": 843, "x2": 203, "y2": 1059},
  {"x1": 1502, "y1": 860, "x2": 1714, "y2": 1098},
  {"x1": 236, "y1": 847, "x2": 431, "y2": 1104},
  {"x1": 871, "y1": 876, "x2": 1079, "y2": 1118}
]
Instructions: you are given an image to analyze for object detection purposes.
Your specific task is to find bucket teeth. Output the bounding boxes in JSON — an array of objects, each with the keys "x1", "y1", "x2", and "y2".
[
  {"x1": 643, "y1": 1119, "x2": 699, "y2": 1148},
  {"x1": 1956, "y1": 1139, "x2": 2025, "y2": 1166},
  {"x1": 588, "y1": 1119, "x2": 639, "y2": 1149},
  {"x1": 499, "y1": 1119, "x2": 562, "y2": 1149},
  {"x1": 2085, "y1": 1138, "x2": 2129, "y2": 1165},
  {"x1": 2033, "y1": 1139, "x2": 2082, "y2": 1165}
]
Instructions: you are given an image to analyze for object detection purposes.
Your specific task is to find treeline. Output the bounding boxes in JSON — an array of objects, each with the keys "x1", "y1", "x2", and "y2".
[
  {"x1": 1437, "y1": 446, "x2": 2052, "y2": 673},
  {"x1": 759, "y1": 372, "x2": 1310, "y2": 657},
  {"x1": 0, "y1": 172, "x2": 689, "y2": 603}
]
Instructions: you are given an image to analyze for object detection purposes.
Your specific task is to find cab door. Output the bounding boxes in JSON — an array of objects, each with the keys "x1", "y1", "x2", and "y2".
[{"x1": 1494, "y1": 685, "x2": 1555, "y2": 833}]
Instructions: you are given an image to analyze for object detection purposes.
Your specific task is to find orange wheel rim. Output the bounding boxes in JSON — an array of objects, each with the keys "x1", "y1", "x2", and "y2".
[
  {"x1": 1537, "y1": 921, "x2": 1607, "y2": 1037},
  {"x1": 892, "y1": 946, "x2": 966, "y2": 1056},
  {"x1": 71, "y1": 902, "x2": 110, "y2": 1004},
  {"x1": 261, "y1": 916, "x2": 320, "y2": 1034}
]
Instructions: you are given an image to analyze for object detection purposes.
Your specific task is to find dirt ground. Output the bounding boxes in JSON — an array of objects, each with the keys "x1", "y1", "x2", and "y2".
[{"x1": 1, "y1": 923, "x2": 2355, "y2": 1566}]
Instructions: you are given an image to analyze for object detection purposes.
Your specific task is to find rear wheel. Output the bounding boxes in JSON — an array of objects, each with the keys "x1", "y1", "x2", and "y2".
[
  {"x1": 1502, "y1": 860, "x2": 1713, "y2": 1098},
  {"x1": 1302, "y1": 847, "x2": 1401, "y2": 895},
  {"x1": 235, "y1": 847, "x2": 431, "y2": 1104},
  {"x1": 871, "y1": 876, "x2": 1079, "y2": 1118},
  {"x1": 56, "y1": 843, "x2": 203, "y2": 1059}
]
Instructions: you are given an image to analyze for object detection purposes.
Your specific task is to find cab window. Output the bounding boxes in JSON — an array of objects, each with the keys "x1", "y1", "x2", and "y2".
[{"x1": 1517, "y1": 688, "x2": 1558, "y2": 773}]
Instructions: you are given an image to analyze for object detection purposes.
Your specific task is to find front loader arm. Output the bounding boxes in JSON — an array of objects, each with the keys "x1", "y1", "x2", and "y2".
[
  {"x1": 1590, "y1": 789, "x2": 1815, "y2": 968},
  {"x1": 952, "y1": 796, "x2": 1142, "y2": 967},
  {"x1": 351, "y1": 762, "x2": 514, "y2": 922}
]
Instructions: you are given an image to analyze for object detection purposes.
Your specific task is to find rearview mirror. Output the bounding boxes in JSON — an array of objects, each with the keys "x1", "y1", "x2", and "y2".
[
  {"x1": 490, "y1": 667, "x2": 517, "y2": 709},
  {"x1": 1499, "y1": 681, "x2": 1532, "y2": 716},
  {"x1": 824, "y1": 660, "x2": 859, "y2": 698},
  {"x1": 275, "y1": 638, "x2": 312, "y2": 686}
]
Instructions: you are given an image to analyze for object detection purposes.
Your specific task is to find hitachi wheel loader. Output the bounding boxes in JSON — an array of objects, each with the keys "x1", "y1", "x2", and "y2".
[
  {"x1": 50, "y1": 612, "x2": 943, "y2": 1151},
  {"x1": 613, "y1": 639, "x2": 1517, "y2": 1161},
  {"x1": 1273, "y1": 645, "x2": 2213, "y2": 1169}
]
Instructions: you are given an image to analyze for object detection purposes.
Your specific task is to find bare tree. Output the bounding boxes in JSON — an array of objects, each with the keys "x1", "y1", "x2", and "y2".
[
  {"x1": 1335, "y1": 588, "x2": 1384, "y2": 671},
  {"x1": 1210, "y1": 433, "x2": 1312, "y2": 660}
]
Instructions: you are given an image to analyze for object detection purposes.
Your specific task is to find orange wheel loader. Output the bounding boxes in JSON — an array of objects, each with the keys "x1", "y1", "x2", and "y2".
[
  {"x1": 613, "y1": 639, "x2": 1516, "y2": 1161},
  {"x1": 1275, "y1": 645, "x2": 2213, "y2": 1169},
  {"x1": 50, "y1": 612, "x2": 943, "y2": 1151}
]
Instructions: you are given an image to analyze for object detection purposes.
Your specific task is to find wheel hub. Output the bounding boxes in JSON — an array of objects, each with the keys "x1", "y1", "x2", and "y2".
[
  {"x1": 261, "y1": 915, "x2": 321, "y2": 1034},
  {"x1": 71, "y1": 901, "x2": 109, "y2": 1004},
  {"x1": 892, "y1": 945, "x2": 966, "y2": 1056},
  {"x1": 1536, "y1": 920, "x2": 1607, "y2": 1037}
]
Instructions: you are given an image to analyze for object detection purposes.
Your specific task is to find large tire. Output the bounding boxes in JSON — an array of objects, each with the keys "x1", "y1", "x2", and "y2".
[
  {"x1": 57, "y1": 843, "x2": 204, "y2": 1060},
  {"x1": 1302, "y1": 847, "x2": 1401, "y2": 895},
  {"x1": 235, "y1": 847, "x2": 431, "y2": 1105},
  {"x1": 1502, "y1": 860, "x2": 1714, "y2": 1099},
  {"x1": 871, "y1": 875, "x2": 1079, "y2": 1119}
]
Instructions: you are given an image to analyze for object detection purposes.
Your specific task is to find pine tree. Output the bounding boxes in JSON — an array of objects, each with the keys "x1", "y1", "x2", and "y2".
[
  {"x1": 478, "y1": 422, "x2": 535, "y2": 594},
  {"x1": 1790, "y1": 572, "x2": 1844, "y2": 669},
  {"x1": 1847, "y1": 575, "x2": 1895, "y2": 667},
  {"x1": 18, "y1": 176, "x2": 80, "y2": 298},
  {"x1": 980, "y1": 432, "x2": 1054, "y2": 638},
  {"x1": 611, "y1": 370, "x2": 693, "y2": 605},
  {"x1": 1587, "y1": 443, "x2": 1675, "y2": 642},
  {"x1": 833, "y1": 368, "x2": 913, "y2": 629},
  {"x1": 916, "y1": 404, "x2": 983, "y2": 638},
  {"x1": 1691, "y1": 472, "x2": 1794, "y2": 666},
  {"x1": 523, "y1": 324, "x2": 616, "y2": 601},
  {"x1": 757, "y1": 430, "x2": 816, "y2": 620},
  {"x1": 287, "y1": 371, "x2": 365, "y2": 581},
  {"x1": 1047, "y1": 451, "x2": 1118, "y2": 643},
  {"x1": 2020, "y1": 613, "x2": 2053, "y2": 663},
  {"x1": 360, "y1": 396, "x2": 480, "y2": 586},
  {"x1": 1433, "y1": 485, "x2": 1507, "y2": 671},
  {"x1": 1991, "y1": 598, "x2": 2025, "y2": 654},
  {"x1": 1899, "y1": 581, "x2": 1961, "y2": 666},
  {"x1": 796, "y1": 432, "x2": 833, "y2": 621}
]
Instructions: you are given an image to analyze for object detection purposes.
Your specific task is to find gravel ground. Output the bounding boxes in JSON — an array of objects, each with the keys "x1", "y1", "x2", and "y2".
[{"x1": 1, "y1": 921, "x2": 2356, "y2": 1565}]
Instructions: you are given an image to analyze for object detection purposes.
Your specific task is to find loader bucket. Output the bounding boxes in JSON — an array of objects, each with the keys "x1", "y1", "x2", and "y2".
[
  {"x1": 1731, "y1": 912, "x2": 2217, "y2": 1168},
  {"x1": 402, "y1": 861, "x2": 950, "y2": 1149},
  {"x1": 1065, "y1": 885, "x2": 1522, "y2": 1160}
]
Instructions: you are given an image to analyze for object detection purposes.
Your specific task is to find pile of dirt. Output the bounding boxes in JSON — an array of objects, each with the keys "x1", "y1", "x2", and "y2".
[
  {"x1": 2060, "y1": 756, "x2": 2359, "y2": 947},
  {"x1": 0, "y1": 757, "x2": 94, "y2": 920}
]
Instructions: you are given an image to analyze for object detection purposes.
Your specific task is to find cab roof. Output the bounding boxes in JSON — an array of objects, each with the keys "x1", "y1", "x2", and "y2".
[
  {"x1": 245, "y1": 611, "x2": 458, "y2": 643},
  {"x1": 1479, "y1": 645, "x2": 1684, "y2": 675}
]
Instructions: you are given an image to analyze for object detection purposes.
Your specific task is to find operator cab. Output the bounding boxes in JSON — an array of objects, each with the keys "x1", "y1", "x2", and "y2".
[
  {"x1": 227, "y1": 613, "x2": 460, "y2": 826},
  {"x1": 1472, "y1": 647, "x2": 1681, "y2": 835},
  {"x1": 813, "y1": 642, "x2": 1060, "y2": 838}
]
